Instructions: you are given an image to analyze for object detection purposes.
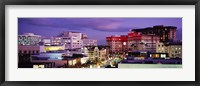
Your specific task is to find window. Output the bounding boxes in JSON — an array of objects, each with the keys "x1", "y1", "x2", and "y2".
[
  {"x1": 29, "y1": 51, "x2": 31, "y2": 54},
  {"x1": 32, "y1": 51, "x2": 35, "y2": 54},
  {"x1": 161, "y1": 54, "x2": 166, "y2": 58},
  {"x1": 19, "y1": 50, "x2": 22, "y2": 54},
  {"x1": 33, "y1": 65, "x2": 45, "y2": 68}
]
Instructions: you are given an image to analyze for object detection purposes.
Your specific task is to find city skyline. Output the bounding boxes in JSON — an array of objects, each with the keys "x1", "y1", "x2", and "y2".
[{"x1": 18, "y1": 18, "x2": 182, "y2": 45}]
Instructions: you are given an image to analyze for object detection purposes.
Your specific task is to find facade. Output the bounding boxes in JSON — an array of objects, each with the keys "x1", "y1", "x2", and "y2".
[
  {"x1": 51, "y1": 32, "x2": 83, "y2": 49},
  {"x1": 18, "y1": 45, "x2": 40, "y2": 54},
  {"x1": 70, "y1": 36, "x2": 83, "y2": 49},
  {"x1": 156, "y1": 42, "x2": 182, "y2": 58},
  {"x1": 18, "y1": 33, "x2": 41, "y2": 46},
  {"x1": 106, "y1": 32, "x2": 159, "y2": 53},
  {"x1": 127, "y1": 32, "x2": 142, "y2": 51},
  {"x1": 42, "y1": 38, "x2": 51, "y2": 46},
  {"x1": 131, "y1": 25, "x2": 177, "y2": 42},
  {"x1": 51, "y1": 37, "x2": 71, "y2": 49},
  {"x1": 167, "y1": 43, "x2": 182, "y2": 58},
  {"x1": 140, "y1": 34, "x2": 160, "y2": 52},
  {"x1": 106, "y1": 35, "x2": 128, "y2": 53},
  {"x1": 84, "y1": 46, "x2": 109, "y2": 61},
  {"x1": 31, "y1": 53, "x2": 89, "y2": 68},
  {"x1": 82, "y1": 39, "x2": 97, "y2": 46},
  {"x1": 156, "y1": 42, "x2": 168, "y2": 53}
]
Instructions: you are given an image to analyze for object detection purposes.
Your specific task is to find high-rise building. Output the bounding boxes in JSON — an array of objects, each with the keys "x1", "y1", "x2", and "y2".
[
  {"x1": 131, "y1": 25, "x2": 177, "y2": 42},
  {"x1": 140, "y1": 34, "x2": 160, "y2": 52},
  {"x1": 18, "y1": 33, "x2": 41, "y2": 46},
  {"x1": 106, "y1": 32, "x2": 159, "y2": 53},
  {"x1": 127, "y1": 32, "x2": 142, "y2": 51},
  {"x1": 106, "y1": 35, "x2": 128, "y2": 53},
  {"x1": 51, "y1": 37, "x2": 71, "y2": 49},
  {"x1": 51, "y1": 32, "x2": 83, "y2": 49}
]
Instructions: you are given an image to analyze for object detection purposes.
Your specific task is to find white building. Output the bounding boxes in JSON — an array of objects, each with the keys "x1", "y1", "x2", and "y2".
[
  {"x1": 51, "y1": 37, "x2": 71, "y2": 49},
  {"x1": 82, "y1": 39, "x2": 97, "y2": 46},
  {"x1": 51, "y1": 32, "x2": 83, "y2": 49},
  {"x1": 42, "y1": 38, "x2": 51, "y2": 46}
]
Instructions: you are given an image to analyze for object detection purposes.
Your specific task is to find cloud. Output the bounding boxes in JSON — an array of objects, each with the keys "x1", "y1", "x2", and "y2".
[{"x1": 18, "y1": 18, "x2": 133, "y2": 32}]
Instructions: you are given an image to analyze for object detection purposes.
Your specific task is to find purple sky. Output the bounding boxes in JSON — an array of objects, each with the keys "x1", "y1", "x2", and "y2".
[{"x1": 18, "y1": 18, "x2": 182, "y2": 45}]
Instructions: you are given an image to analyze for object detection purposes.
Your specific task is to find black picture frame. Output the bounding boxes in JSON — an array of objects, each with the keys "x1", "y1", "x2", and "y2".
[{"x1": 0, "y1": 0, "x2": 199, "y2": 86}]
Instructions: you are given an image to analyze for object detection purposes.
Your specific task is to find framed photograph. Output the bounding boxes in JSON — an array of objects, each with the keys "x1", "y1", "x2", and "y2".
[{"x1": 0, "y1": 0, "x2": 199, "y2": 86}]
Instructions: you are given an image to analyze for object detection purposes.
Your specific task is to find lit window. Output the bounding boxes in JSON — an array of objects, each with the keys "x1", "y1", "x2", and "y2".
[
  {"x1": 73, "y1": 59, "x2": 76, "y2": 65},
  {"x1": 155, "y1": 54, "x2": 159, "y2": 58},
  {"x1": 161, "y1": 54, "x2": 166, "y2": 58},
  {"x1": 33, "y1": 65, "x2": 45, "y2": 68}
]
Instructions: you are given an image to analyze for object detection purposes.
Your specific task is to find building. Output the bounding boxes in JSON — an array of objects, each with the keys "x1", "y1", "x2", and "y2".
[
  {"x1": 118, "y1": 58, "x2": 182, "y2": 68},
  {"x1": 166, "y1": 42, "x2": 182, "y2": 58},
  {"x1": 18, "y1": 45, "x2": 40, "y2": 54},
  {"x1": 156, "y1": 42, "x2": 182, "y2": 58},
  {"x1": 18, "y1": 45, "x2": 41, "y2": 65},
  {"x1": 106, "y1": 35, "x2": 128, "y2": 53},
  {"x1": 51, "y1": 32, "x2": 83, "y2": 49},
  {"x1": 18, "y1": 33, "x2": 41, "y2": 46},
  {"x1": 148, "y1": 53, "x2": 168, "y2": 58},
  {"x1": 51, "y1": 36, "x2": 71, "y2": 49},
  {"x1": 140, "y1": 34, "x2": 160, "y2": 52},
  {"x1": 31, "y1": 53, "x2": 88, "y2": 68},
  {"x1": 131, "y1": 25, "x2": 177, "y2": 42},
  {"x1": 42, "y1": 38, "x2": 51, "y2": 46},
  {"x1": 82, "y1": 39, "x2": 98, "y2": 46},
  {"x1": 84, "y1": 46, "x2": 109, "y2": 61},
  {"x1": 106, "y1": 32, "x2": 159, "y2": 53},
  {"x1": 127, "y1": 32, "x2": 142, "y2": 51},
  {"x1": 156, "y1": 42, "x2": 168, "y2": 53}
]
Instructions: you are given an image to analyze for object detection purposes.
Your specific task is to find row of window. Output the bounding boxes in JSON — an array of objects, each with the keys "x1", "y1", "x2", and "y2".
[{"x1": 18, "y1": 50, "x2": 39, "y2": 54}]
